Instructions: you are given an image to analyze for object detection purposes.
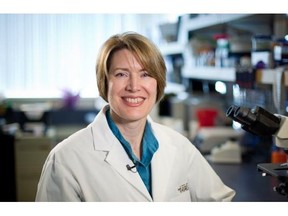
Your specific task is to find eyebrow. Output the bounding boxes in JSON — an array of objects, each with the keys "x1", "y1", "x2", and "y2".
[
  {"x1": 111, "y1": 67, "x2": 146, "y2": 73},
  {"x1": 112, "y1": 67, "x2": 129, "y2": 71}
]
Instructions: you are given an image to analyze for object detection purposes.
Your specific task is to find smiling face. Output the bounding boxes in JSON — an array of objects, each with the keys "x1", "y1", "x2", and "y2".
[{"x1": 107, "y1": 49, "x2": 157, "y2": 124}]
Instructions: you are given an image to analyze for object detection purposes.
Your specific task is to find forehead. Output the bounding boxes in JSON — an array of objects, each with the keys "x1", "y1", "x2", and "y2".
[{"x1": 109, "y1": 49, "x2": 143, "y2": 69}]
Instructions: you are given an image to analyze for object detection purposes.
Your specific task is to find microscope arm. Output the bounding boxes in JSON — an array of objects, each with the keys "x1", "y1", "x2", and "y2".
[{"x1": 274, "y1": 114, "x2": 288, "y2": 149}]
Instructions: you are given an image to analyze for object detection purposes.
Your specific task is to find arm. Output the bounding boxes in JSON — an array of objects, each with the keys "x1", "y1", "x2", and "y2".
[{"x1": 188, "y1": 148, "x2": 236, "y2": 201}]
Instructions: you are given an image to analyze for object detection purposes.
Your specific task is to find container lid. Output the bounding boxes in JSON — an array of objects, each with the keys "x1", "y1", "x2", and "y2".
[{"x1": 213, "y1": 33, "x2": 228, "y2": 40}]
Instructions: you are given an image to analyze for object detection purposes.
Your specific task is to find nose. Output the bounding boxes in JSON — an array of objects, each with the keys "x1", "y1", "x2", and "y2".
[{"x1": 126, "y1": 75, "x2": 140, "y2": 92}]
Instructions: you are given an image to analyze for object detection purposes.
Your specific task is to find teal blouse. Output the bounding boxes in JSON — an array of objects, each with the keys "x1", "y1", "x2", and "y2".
[{"x1": 105, "y1": 108, "x2": 159, "y2": 195}]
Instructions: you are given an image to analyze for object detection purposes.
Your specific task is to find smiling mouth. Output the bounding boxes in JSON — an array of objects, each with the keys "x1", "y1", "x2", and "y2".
[{"x1": 123, "y1": 97, "x2": 144, "y2": 104}]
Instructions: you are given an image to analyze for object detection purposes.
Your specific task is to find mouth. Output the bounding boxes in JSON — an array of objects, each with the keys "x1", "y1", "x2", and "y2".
[{"x1": 122, "y1": 97, "x2": 145, "y2": 105}]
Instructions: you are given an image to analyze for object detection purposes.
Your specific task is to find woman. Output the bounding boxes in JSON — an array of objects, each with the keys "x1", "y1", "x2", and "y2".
[{"x1": 36, "y1": 32, "x2": 235, "y2": 201}]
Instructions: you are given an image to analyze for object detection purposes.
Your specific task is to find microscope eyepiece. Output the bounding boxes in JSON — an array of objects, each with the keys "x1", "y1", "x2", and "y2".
[
  {"x1": 226, "y1": 105, "x2": 236, "y2": 118},
  {"x1": 226, "y1": 105, "x2": 281, "y2": 136},
  {"x1": 234, "y1": 106, "x2": 257, "y2": 126}
]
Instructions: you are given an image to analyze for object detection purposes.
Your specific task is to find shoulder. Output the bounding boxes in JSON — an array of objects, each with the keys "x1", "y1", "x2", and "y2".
[
  {"x1": 151, "y1": 120, "x2": 188, "y2": 141},
  {"x1": 51, "y1": 106, "x2": 108, "y2": 155},
  {"x1": 48, "y1": 125, "x2": 93, "y2": 161},
  {"x1": 47, "y1": 106, "x2": 110, "y2": 161},
  {"x1": 150, "y1": 120, "x2": 195, "y2": 151}
]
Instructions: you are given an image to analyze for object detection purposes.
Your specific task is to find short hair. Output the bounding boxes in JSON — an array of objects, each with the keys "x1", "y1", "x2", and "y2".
[{"x1": 96, "y1": 32, "x2": 166, "y2": 103}]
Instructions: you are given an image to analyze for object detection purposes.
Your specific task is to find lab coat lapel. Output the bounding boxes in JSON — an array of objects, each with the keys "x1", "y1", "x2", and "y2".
[
  {"x1": 104, "y1": 142, "x2": 152, "y2": 201},
  {"x1": 151, "y1": 124, "x2": 177, "y2": 201}
]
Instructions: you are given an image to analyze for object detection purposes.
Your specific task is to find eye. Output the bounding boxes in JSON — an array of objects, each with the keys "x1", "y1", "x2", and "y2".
[
  {"x1": 116, "y1": 72, "x2": 124, "y2": 77},
  {"x1": 115, "y1": 72, "x2": 127, "y2": 77},
  {"x1": 141, "y1": 71, "x2": 151, "y2": 78}
]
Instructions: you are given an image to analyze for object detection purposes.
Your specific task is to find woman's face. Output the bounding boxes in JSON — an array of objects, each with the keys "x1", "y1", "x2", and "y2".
[{"x1": 107, "y1": 49, "x2": 157, "y2": 124}]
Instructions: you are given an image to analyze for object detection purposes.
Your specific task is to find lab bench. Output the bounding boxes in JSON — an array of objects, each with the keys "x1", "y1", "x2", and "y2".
[{"x1": 211, "y1": 162, "x2": 288, "y2": 201}]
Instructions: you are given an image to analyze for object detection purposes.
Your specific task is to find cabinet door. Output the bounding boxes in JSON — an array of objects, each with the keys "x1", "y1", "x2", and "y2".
[{"x1": 14, "y1": 137, "x2": 53, "y2": 201}]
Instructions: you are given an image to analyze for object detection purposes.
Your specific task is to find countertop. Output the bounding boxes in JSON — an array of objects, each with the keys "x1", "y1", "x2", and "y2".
[{"x1": 210, "y1": 162, "x2": 288, "y2": 201}]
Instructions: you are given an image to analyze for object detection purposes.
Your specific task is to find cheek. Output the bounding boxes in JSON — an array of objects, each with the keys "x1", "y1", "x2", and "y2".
[
  {"x1": 149, "y1": 80, "x2": 157, "y2": 92},
  {"x1": 146, "y1": 80, "x2": 158, "y2": 99},
  {"x1": 107, "y1": 80, "x2": 126, "y2": 104}
]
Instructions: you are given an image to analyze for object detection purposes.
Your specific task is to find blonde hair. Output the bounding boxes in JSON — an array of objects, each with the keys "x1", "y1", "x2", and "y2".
[{"x1": 96, "y1": 32, "x2": 166, "y2": 103}]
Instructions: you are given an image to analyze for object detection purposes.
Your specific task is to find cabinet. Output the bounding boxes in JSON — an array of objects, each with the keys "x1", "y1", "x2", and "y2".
[
  {"x1": 14, "y1": 136, "x2": 53, "y2": 201},
  {"x1": 159, "y1": 14, "x2": 288, "y2": 85}
]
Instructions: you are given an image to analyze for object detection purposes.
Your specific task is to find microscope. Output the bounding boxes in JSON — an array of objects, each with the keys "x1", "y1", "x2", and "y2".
[{"x1": 226, "y1": 105, "x2": 288, "y2": 197}]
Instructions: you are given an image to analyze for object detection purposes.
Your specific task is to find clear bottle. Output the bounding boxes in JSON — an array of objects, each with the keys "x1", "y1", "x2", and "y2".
[{"x1": 214, "y1": 34, "x2": 229, "y2": 68}]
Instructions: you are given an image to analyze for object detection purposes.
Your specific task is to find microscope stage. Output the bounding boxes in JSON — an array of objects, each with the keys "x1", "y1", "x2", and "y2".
[{"x1": 258, "y1": 163, "x2": 288, "y2": 179}]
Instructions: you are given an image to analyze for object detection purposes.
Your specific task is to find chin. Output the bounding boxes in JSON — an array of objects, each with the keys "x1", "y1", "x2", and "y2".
[{"x1": 121, "y1": 110, "x2": 148, "y2": 121}]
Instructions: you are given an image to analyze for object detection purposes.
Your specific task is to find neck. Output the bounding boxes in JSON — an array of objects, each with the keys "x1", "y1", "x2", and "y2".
[
  {"x1": 120, "y1": 122, "x2": 145, "y2": 159},
  {"x1": 110, "y1": 111, "x2": 146, "y2": 159}
]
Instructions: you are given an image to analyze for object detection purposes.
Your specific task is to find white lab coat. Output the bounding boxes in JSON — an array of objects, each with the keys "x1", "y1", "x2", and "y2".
[{"x1": 36, "y1": 105, "x2": 235, "y2": 202}]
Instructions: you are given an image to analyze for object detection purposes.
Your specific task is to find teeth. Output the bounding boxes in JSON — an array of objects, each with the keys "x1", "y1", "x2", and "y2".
[{"x1": 125, "y1": 98, "x2": 143, "y2": 104}]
